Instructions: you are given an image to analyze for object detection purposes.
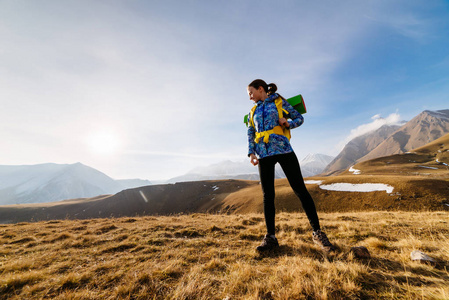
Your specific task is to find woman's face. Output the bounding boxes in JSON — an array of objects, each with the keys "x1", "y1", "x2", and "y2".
[{"x1": 247, "y1": 86, "x2": 265, "y2": 103}]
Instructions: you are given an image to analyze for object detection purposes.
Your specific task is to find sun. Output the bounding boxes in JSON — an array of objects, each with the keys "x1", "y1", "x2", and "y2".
[{"x1": 86, "y1": 129, "x2": 121, "y2": 156}]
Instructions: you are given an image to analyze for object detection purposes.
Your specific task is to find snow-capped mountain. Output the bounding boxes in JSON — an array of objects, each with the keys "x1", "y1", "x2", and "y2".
[
  {"x1": 0, "y1": 163, "x2": 151, "y2": 205},
  {"x1": 299, "y1": 153, "x2": 335, "y2": 177},
  {"x1": 188, "y1": 160, "x2": 258, "y2": 177},
  {"x1": 166, "y1": 160, "x2": 259, "y2": 183},
  {"x1": 116, "y1": 179, "x2": 152, "y2": 189},
  {"x1": 167, "y1": 154, "x2": 334, "y2": 183}
]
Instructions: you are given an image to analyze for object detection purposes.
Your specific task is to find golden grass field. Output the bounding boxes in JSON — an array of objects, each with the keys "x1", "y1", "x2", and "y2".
[{"x1": 1, "y1": 211, "x2": 448, "y2": 299}]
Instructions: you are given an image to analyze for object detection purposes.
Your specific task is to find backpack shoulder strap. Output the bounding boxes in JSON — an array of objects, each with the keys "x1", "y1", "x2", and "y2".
[
  {"x1": 275, "y1": 97, "x2": 288, "y2": 119},
  {"x1": 274, "y1": 97, "x2": 291, "y2": 140},
  {"x1": 249, "y1": 105, "x2": 257, "y2": 128}
]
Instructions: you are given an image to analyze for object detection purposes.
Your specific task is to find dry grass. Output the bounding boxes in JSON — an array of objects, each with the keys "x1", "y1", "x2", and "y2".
[{"x1": 1, "y1": 211, "x2": 448, "y2": 299}]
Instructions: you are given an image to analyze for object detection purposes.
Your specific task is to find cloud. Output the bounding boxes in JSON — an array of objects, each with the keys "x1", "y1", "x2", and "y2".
[
  {"x1": 339, "y1": 112, "x2": 403, "y2": 149},
  {"x1": 2, "y1": 1, "x2": 444, "y2": 180}
]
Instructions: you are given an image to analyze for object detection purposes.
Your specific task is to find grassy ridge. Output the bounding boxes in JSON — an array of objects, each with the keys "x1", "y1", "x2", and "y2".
[{"x1": 1, "y1": 211, "x2": 448, "y2": 299}]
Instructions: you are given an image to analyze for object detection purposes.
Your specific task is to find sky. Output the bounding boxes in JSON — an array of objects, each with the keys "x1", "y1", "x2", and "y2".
[{"x1": 1, "y1": 0, "x2": 449, "y2": 181}]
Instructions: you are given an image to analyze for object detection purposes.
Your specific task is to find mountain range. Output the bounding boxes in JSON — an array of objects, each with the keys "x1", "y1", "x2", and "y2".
[
  {"x1": 1, "y1": 109, "x2": 448, "y2": 207},
  {"x1": 167, "y1": 153, "x2": 334, "y2": 183},
  {"x1": 324, "y1": 109, "x2": 449, "y2": 174},
  {"x1": 2, "y1": 132, "x2": 448, "y2": 223},
  {"x1": 0, "y1": 163, "x2": 151, "y2": 205},
  {"x1": 0, "y1": 153, "x2": 333, "y2": 205}
]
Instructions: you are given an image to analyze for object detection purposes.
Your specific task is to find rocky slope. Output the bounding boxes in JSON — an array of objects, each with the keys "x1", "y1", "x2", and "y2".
[
  {"x1": 324, "y1": 109, "x2": 449, "y2": 174},
  {"x1": 323, "y1": 125, "x2": 400, "y2": 174}
]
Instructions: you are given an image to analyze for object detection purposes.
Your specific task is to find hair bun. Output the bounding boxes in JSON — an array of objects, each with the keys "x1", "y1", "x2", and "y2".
[{"x1": 267, "y1": 83, "x2": 277, "y2": 95}]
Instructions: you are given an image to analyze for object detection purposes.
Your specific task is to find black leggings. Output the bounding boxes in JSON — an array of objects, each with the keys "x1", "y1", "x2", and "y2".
[{"x1": 258, "y1": 152, "x2": 320, "y2": 235}]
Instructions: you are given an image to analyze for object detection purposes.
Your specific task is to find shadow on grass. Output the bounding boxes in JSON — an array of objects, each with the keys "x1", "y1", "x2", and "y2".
[
  {"x1": 253, "y1": 245, "x2": 296, "y2": 259},
  {"x1": 355, "y1": 256, "x2": 449, "y2": 294},
  {"x1": 253, "y1": 244, "x2": 331, "y2": 260}
]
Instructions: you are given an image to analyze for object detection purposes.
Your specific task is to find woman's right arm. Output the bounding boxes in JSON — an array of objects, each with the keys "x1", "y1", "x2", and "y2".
[{"x1": 247, "y1": 125, "x2": 258, "y2": 165}]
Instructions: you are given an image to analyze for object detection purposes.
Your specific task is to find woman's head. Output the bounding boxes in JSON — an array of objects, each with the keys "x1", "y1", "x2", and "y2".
[{"x1": 247, "y1": 79, "x2": 277, "y2": 102}]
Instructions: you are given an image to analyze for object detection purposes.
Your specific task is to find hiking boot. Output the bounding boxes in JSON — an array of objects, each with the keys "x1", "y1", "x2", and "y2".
[
  {"x1": 256, "y1": 234, "x2": 279, "y2": 252},
  {"x1": 312, "y1": 230, "x2": 336, "y2": 253}
]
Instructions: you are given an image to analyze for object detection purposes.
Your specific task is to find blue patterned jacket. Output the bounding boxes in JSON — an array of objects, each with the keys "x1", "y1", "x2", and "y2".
[{"x1": 247, "y1": 93, "x2": 304, "y2": 159}]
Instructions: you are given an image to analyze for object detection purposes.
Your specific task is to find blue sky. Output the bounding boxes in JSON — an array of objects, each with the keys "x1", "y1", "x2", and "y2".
[{"x1": 1, "y1": 0, "x2": 448, "y2": 180}]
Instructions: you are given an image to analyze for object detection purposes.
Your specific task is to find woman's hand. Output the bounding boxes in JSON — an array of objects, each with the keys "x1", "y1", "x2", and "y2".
[
  {"x1": 249, "y1": 153, "x2": 259, "y2": 166},
  {"x1": 279, "y1": 118, "x2": 289, "y2": 128}
]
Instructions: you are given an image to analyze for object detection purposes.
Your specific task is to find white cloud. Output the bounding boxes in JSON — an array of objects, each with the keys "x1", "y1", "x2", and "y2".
[
  {"x1": 1, "y1": 1, "x2": 445, "y2": 180},
  {"x1": 338, "y1": 113, "x2": 403, "y2": 150}
]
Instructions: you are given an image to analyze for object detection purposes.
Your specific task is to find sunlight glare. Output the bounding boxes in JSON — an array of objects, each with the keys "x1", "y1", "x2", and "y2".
[{"x1": 87, "y1": 130, "x2": 121, "y2": 156}]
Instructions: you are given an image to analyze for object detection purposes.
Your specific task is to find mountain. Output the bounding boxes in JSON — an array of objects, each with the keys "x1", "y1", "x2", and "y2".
[
  {"x1": 323, "y1": 124, "x2": 401, "y2": 174},
  {"x1": 167, "y1": 154, "x2": 334, "y2": 183},
  {"x1": 0, "y1": 163, "x2": 150, "y2": 205},
  {"x1": 2, "y1": 134, "x2": 448, "y2": 223},
  {"x1": 0, "y1": 153, "x2": 332, "y2": 206},
  {"x1": 299, "y1": 153, "x2": 335, "y2": 177},
  {"x1": 359, "y1": 109, "x2": 449, "y2": 161},
  {"x1": 116, "y1": 179, "x2": 152, "y2": 189},
  {"x1": 166, "y1": 160, "x2": 260, "y2": 183},
  {"x1": 324, "y1": 109, "x2": 449, "y2": 174}
]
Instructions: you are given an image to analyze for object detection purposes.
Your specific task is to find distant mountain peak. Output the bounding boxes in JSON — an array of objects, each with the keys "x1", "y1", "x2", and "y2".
[
  {"x1": 0, "y1": 163, "x2": 151, "y2": 205},
  {"x1": 166, "y1": 154, "x2": 335, "y2": 183},
  {"x1": 300, "y1": 153, "x2": 334, "y2": 165}
]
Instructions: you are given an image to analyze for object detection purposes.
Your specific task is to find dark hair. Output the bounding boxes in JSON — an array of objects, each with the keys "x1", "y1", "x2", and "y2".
[{"x1": 248, "y1": 79, "x2": 277, "y2": 96}]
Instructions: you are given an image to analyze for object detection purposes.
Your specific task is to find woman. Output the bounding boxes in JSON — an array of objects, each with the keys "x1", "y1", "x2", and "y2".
[{"x1": 247, "y1": 79, "x2": 335, "y2": 252}]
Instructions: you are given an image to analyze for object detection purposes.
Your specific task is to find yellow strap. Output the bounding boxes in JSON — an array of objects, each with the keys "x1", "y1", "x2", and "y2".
[
  {"x1": 255, "y1": 126, "x2": 285, "y2": 143},
  {"x1": 249, "y1": 105, "x2": 257, "y2": 128},
  {"x1": 251, "y1": 97, "x2": 291, "y2": 143},
  {"x1": 276, "y1": 97, "x2": 291, "y2": 141},
  {"x1": 275, "y1": 97, "x2": 283, "y2": 118}
]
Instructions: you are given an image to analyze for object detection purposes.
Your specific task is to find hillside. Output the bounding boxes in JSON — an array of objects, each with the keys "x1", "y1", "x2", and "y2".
[
  {"x1": 1, "y1": 133, "x2": 448, "y2": 223},
  {"x1": 324, "y1": 109, "x2": 449, "y2": 174},
  {"x1": 324, "y1": 124, "x2": 401, "y2": 174},
  {"x1": 0, "y1": 180, "x2": 259, "y2": 223},
  {"x1": 359, "y1": 109, "x2": 449, "y2": 162},
  {"x1": 1, "y1": 212, "x2": 448, "y2": 299},
  {"x1": 342, "y1": 132, "x2": 449, "y2": 177}
]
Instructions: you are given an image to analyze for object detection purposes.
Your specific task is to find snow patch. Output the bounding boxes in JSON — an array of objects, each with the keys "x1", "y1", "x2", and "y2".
[
  {"x1": 349, "y1": 166, "x2": 361, "y2": 175},
  {"x1": 139, "y1": 190, "x2": 149, "y2": 203},
  {"x1": 418, "y1": 165, "x2": 438, "y2": 170},
  {"x1": 212, "y1": 185, "x2": 219, "y2": 191},
  {"x1": 319, "y1": 183, "x2": 394, "y2": 193},
  {"x1": 436, "y1": 159, "x2": 449, "y2": 166},
  {"x1": 304, "y1": 180, "x2": 323, "y2": 185}
]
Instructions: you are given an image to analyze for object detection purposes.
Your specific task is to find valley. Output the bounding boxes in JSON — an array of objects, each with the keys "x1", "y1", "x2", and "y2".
[{"x1": 1, "y1": 133, "x2": 448, "y2": 223}]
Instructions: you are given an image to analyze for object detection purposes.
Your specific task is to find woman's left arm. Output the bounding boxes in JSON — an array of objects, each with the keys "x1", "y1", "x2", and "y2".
[{"x1": 282, "y1": 99, "x2": 304, "y2": 129}]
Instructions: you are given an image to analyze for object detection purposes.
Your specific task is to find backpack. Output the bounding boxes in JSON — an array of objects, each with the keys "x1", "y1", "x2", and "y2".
[
  {"x1": 244, "y1": 94, "x2": 306, "y2": 143},
  {"x1": 244, "y1": 94, "x2": 306, "y2": 127}
]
